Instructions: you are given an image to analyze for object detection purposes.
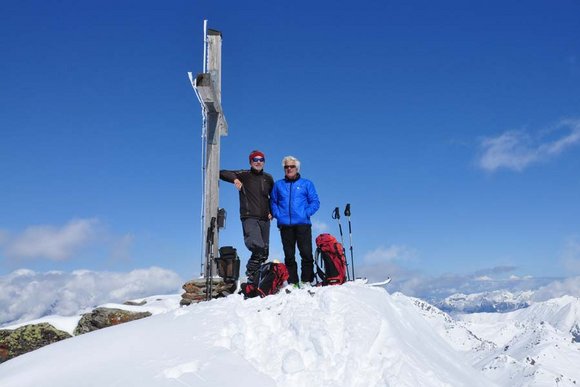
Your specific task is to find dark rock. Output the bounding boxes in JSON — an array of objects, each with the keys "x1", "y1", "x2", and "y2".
[
  {"x1": 74, "y1": 307, "x2": 151, "y2": 335},
  {"x1": 123, "y1": 300, "x2": 147, "y2": 306},
  {"x1": 571, "y1": 323, "x2": 580, "y2": 343},
  {"x1": 0, "y1": 323, "x2": 72, "y2": 363}
]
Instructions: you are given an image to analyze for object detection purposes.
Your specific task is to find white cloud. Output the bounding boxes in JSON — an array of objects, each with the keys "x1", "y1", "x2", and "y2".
[
  {"x1": 363, "y1": 265, "x2": 551, "y2": 299},
  {"x1": 311, "y1": 219, "x2": 330, "y2": 235},
  {"x1": 478, "y1": 130, "x2": 536, "y2": 171},
  {"x1": 560, "y1": 236, "x2": 580, "y2": 274},
  {"x1": 0, "y1": 267, "x2": 183, "y2": 326},
  {"x1": 0, "y1": 218, "x2": 99, "y2": 261},
  {"x1": 363, "y1": 245, "x2": 416, "y2": 265},
  {"x1": 532, "y1": 276, "x2": 580, "y2": 301},
  {"x1": 0, "y1": 218, "x2": 136, "y2": 263},
  {"x1": 478, "y1": 119, "x2": 580, "y2": 172}
]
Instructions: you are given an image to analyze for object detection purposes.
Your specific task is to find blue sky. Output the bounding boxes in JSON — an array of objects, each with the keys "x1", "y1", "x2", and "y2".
[{"x1": 1, "y1": 0, "x2": 580, "y2": 294}]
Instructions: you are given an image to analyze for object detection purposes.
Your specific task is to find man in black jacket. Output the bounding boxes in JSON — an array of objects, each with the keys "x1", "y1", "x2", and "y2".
[{"x1": 220, "y1": 150, "x2": 274, "y2": 283}]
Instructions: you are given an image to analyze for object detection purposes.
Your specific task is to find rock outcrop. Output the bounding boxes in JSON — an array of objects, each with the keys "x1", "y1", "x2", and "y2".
[
  {"x1": 0, "y1": 305, "x2": 154, "y2": 363},
  {"x1": 180, "y1": 278, "x2": 237, "y2": 306},
  {"x1": 0, "y1": 323, "x2": 72, "y2": 363},
  {"x1": 74, "y1": 307, "x2": 151, "y2": 335}
]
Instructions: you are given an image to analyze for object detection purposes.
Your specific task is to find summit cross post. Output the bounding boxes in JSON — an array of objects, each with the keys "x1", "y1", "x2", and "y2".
[{"x1": 188, "y1": 22, "x2": 228, "y2": 299}]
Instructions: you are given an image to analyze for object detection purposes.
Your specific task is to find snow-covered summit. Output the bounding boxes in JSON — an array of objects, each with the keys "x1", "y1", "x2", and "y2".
[{"x1": 0, "y1": 282, "x2": 495, "y2": 387}]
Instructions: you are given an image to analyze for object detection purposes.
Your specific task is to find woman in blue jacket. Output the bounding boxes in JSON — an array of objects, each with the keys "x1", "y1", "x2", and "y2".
[{"x1": 270, "y1": 156, "x2": 320, "y2": 285}]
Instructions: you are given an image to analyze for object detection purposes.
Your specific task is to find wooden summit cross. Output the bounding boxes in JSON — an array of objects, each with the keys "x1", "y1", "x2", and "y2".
[{"x1": 188, "y1": 22, "x2": 227, "y2": 297}]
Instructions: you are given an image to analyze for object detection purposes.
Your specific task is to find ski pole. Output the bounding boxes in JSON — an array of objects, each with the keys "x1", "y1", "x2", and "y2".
[
  {"x1": 206, "y1": 217, "x2": 216, "y2": 301},
  {"x1": 344, "y1": 204, "x2": 355, "y2": 280},
  {"x1": 332, "y1": 207, "x2": 350, "y2": 281}
]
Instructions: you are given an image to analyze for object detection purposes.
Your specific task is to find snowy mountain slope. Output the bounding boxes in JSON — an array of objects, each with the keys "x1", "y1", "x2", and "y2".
[
  {"x1": 404, "y1": 293, "x2": 580, "y2": 386},
  {"x1": 397, "y1": 294, "x2": 496, "y2": 357},
  {"x1": 458, "y1": 296, "x2": 580, "y2": 386},
  {"x1": 512, "y1": 295, "x2": 580, "y2": 336},
  {"x1": 460, "y1": 296, "x2": 580, "y2": 345},
  {"x1": 0, "y1": 283, "x2": 495, "y2": 387},
  {"x1": 473, "y1": 319, "x2": 580, "y2": 386}
]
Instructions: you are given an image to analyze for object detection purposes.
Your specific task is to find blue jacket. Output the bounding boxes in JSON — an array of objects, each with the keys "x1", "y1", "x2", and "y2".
[{"x1": 270, "y1": 174, "x2": 320, "y2": 227}]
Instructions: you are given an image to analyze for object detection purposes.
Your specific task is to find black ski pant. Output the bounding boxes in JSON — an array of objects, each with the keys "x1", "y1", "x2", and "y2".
[
  {"x1": 242, "y1": 218, "x2": 270, "y2": 282},
  {"x1": 280, "y1": 224, "x2": 314, "y2": 284}
]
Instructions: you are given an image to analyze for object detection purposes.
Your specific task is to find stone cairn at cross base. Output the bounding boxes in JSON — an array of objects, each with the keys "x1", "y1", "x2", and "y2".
[{"x1": 180, "y1": 278, "x2": 237, "y2": 306}]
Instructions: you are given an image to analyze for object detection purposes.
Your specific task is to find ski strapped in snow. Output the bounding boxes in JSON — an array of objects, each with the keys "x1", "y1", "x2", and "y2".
[
  {"x1": 357, "y1": 277, "x2": 392, "y2": 287},
  {"x1": 369, "y1": 277, "x2": 392, "y2": 286}
]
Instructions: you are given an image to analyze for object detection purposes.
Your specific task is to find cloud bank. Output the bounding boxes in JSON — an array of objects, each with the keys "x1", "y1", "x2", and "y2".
[
  {"x1": 0, "y1": 218, "x2": 133, "y2": 263},
  {"x1": 357, "y1": 260, "x2": 561, "y2": 300},
  {"x1": 0, "y1": 267, "x2": 183, "y2": 327},
  {"x1": 0, "y1": 219, "x2": 98, "y2": 261},
  {"x1": 532, "y1": 276, "x2": 580, "y2": 301},
  {"x1": 478, "y1": 119, "x2": 580, "y2": 172}
]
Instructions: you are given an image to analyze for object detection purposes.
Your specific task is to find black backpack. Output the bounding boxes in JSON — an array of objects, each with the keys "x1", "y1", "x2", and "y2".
[{"x1": 215, "y1": 246, "x2": 240, "y2": 283}]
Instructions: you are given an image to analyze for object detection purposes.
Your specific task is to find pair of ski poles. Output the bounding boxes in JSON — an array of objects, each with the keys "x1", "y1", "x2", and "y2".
[{"x1": 332, "y1": 203, "x2": 355, "y2": 281}]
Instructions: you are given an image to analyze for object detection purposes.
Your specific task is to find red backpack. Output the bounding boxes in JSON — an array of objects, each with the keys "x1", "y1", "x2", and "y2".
[
  {"x1": 240, "y1": 262, "x2": 289, "y2": 298},
  {"x1": 314, "y1": 233, "x2": 348, "y2": 286}
]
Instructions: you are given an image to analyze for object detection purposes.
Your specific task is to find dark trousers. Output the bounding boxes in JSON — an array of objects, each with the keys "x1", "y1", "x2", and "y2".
[
  {"x1": 280, "y1": 225, "x2": 314, "y2": 284},
  {"x1": 242, "y1": 218, "x2": 270, "y2": 281}
]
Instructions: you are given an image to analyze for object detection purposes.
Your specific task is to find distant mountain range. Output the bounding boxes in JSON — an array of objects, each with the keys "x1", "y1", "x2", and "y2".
[{"x1": 432, "y1": 290, "x2": 535, "y2": 314}]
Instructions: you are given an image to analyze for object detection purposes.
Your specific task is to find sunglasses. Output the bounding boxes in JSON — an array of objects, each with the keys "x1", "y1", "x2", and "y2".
[
  {"x1": 284, "y1": 165, "x2": 297, "y2": 169},
  {"x1": 251, "y1": 157, "x2": 265, "y2": 162}
]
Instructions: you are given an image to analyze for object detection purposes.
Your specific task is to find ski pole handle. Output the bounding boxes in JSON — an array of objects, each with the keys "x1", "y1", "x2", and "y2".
[
  {"x1": 344, "y1": 203, "x2": 351, "y2": 217},
  {"x1": 332, "y1": 207, "x2": 340, "y2": 219}
]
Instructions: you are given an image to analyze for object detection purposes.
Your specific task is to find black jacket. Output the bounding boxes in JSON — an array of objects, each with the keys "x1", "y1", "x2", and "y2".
[{"x1": 220, "y1": 168, "x2": 274, "y2": 220}]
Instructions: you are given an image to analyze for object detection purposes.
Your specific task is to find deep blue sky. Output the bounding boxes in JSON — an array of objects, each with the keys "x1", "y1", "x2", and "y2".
[{"x1": 1, "y1": 0, "x2": 580, "y2": 286}]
